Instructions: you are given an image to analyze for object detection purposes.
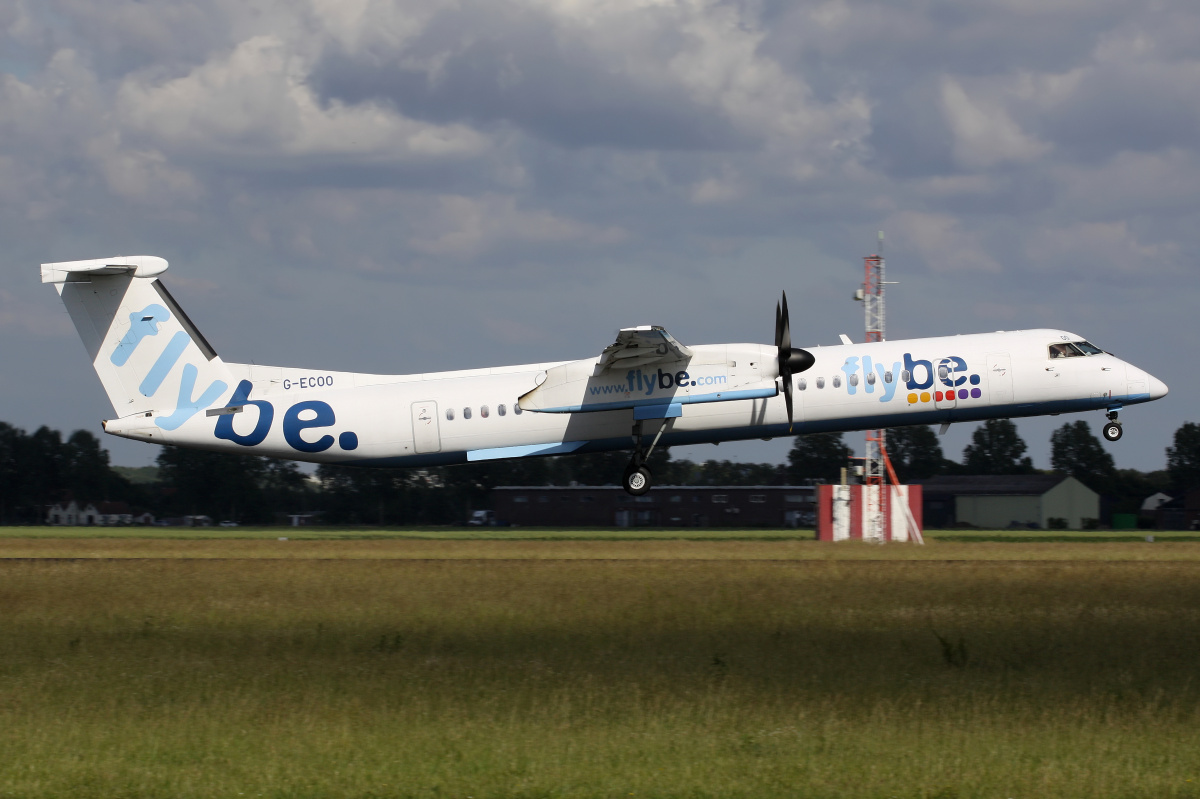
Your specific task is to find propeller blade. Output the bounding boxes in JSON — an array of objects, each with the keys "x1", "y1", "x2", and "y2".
[
  {"x1": 780, "y1": 291, "x2": 791, "y2": 353},
  {"x1": 783, "y1": 373, "x2": 794, "y2": 432},
  {"x1": 775, "y1": 302, "x2": 782, "y2": 349}
]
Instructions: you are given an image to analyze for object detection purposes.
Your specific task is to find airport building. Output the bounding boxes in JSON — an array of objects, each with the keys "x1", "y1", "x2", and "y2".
[
  {"x1": 921, "y1": 475, "x2": 1100, "y2": 530},
  {"x1": 490, "y1": 485, "x2": 816, "y2": 528}
]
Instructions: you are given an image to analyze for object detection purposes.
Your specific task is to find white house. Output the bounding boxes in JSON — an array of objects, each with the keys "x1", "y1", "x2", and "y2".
[{"x1": 46, "y1": 500, "x2": 99, "y2": 526}]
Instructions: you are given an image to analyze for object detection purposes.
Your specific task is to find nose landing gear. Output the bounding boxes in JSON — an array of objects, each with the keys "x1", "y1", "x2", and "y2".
[{"x1": 1102, "y1": 410, "x2": 1123, "y2": 442}]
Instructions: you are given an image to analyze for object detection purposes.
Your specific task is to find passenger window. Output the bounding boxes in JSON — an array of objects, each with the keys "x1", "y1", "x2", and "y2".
[
  {"x1": 938, "y1": 365, "x2": 949, "y2": 379},
  {"x1": 816, "y1": 377, "x2": 825, "y2": 389},
  {"x1": 847, "y1": 374, "x2": 857, "y2": 387},
  {"x1": 514, "y1": 402, "x2": 523, "y2": 415},
  {"x1": 481, "y1": 405, "x2": 490, "y2": 418},
  {"x1": 798, "y1": 378, "x2": 807, "y2": 390},
  {"x1": 866, "y1": 372, "x2": 876, "y2": 385},
  {"x1": 446, "y1": 408, "x2": 455, "y2": 421},
  {"x1": 884, "y1": 371, "x2": 892, "y2": 383},
  {"x1": 901, "y1": 370, "x2": 911, "y2": 382},
  {"x1": 463, "y1": 407, "x2": 472, "y2": 419},
  {"x1": 498, "y1": 404, "x2": 506, "y2": 416},
  {"x1": 833, "y1": 376, "x2": 842, "y2": 388}
]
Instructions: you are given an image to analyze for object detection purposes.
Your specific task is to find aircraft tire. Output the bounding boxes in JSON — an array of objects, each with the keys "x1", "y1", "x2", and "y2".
[
  {"x1": 1102, "y1": 421, "x2": 1123, "y2": 442},
  {"x1": 623, "y1": 465, "x2": 652, "y2": 496}
]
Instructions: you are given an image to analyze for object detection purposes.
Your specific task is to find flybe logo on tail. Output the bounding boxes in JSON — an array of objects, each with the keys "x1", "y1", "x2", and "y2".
[
  {"x1": 110, "y1": 304, "x2": 358, "y2": 453},
  {"x1": 839, "y1": 353, "x2": 983, "y2": 404},
  {"x1": 111, "y1": 304, "x2": 227, "y2": 431},
  {"x1": 214, "y1": 381, "x2": 359, "y2": 453}
]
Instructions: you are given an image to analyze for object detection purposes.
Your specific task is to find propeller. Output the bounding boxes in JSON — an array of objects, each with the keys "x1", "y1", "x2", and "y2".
[{"x1": 775, "y1": 291, "x2": 815, "y2": 431}]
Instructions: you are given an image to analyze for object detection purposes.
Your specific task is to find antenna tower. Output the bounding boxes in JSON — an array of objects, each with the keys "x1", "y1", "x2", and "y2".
[{"x1": 863, "y1": 233, "x2": 887, "y2": 541}]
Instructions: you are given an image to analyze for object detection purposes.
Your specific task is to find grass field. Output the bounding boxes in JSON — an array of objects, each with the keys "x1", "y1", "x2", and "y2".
[
  {"x1": 3, "y1": 536, "x2": 1200, "y2": 798},
  {"x1": 1, "y1": 524, "x2": 1196, "y2": 542}
]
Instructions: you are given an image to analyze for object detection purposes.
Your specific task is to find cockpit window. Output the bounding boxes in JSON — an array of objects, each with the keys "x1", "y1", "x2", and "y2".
[
  {"x1": 1049, "y1": 343, "x2": 1085, "y2": 359},
  {"x1": 1075, "y1": 340, "x2": 1104, "y2": 355}
]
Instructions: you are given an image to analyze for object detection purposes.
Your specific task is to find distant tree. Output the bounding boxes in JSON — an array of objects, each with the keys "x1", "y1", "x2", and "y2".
[
  {"x1": 787, "y1": 432, "x2": 853, "y2": 484},
  {"x1": 1167, "y1": 422, "x2": 1200, "y2": 494},
  {"x1": 156, "y1": 446, "x2": 267, "y2": 522},
  {"x1": 261, "y1": 458, "x2": 311, "y2": 514},
  {"x1": 24, "y1": 426, "x2": 66, "y2": 514},
  {"x1": 0, "y1": 421, "x2": 146, "y2": 524},
  {"x1": 885, "y1": 425, "x2": 946, "y2": 482},
  {"x1": 962, "y1": 419, "x2": 1034, "y2": 475},
  {"x1": 317, "y1": 464, "x2": 415, "y2": 525},
  {"x1": 62, "y1": 429, "x2": 118, "y2": 502},
  {"x1": 0, "y1": 422, "x2": 24, "y2": 523},
  {"x1": 682, "y1": 459, "x2": 787, "y2": 486},
  {"x1": 1050, "y1": 421, "x2": 1116, "y2": 493},
  {"x1": 1108, "y1": 468, "x2": 1172, "y2": 515},
  {"x1": 545, "y1": 449, "x2": 673, "y2": 487}
]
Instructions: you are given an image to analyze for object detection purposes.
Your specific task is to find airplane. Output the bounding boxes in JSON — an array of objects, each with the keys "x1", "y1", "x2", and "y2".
[{"x1": 43, "y1": 255, "x2": 1169, "y2": 495}]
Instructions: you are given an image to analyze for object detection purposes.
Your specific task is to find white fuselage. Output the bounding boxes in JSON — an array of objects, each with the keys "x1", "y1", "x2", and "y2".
[{"x1": 103, "y1": 328, "x2": 1168, "y2": 468}]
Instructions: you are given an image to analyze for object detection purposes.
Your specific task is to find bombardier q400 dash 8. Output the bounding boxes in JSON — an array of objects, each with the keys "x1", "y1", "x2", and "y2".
[{"x1": 45, "y1": 255, "x2": 1168, "y2": 495}]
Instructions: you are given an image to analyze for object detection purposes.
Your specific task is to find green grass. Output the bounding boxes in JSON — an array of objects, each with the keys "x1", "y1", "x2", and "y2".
[
  {"x1": 2, "y1": 524, "x2": 1194, "y2": 542},
  {"x1": 0, "y1": 524, "x2": 816, "y2": 540},
  {"x1": 2, "y1": 544, "x2": 1200, "y2": 797}
]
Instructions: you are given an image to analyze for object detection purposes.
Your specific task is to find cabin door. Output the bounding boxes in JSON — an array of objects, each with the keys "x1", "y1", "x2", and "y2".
[
  {"x1": 986, "y1": 352, "x2": 1014, "y2": 405},
  {"x1": 410, "y1": 401, "x2": 441, "y2": 454}
]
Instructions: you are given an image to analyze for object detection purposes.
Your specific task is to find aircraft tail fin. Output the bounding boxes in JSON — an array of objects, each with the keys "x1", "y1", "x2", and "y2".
[{"x1": 43, "y1": 256, "x2": 234, "y2": 432}]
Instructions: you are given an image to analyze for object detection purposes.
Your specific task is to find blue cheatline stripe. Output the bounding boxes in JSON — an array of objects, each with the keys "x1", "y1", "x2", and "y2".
[
  {"x1": 467, "y1": 441, "x2": 588, "y2": 462},
  {"x1": 536, "y1": 386, "x2": 777, "y2": 414},
  {"x1": 139, "y1": 331, "x2": 190, "y2": 397},
  {"x1": 634, "y1": 403, "x2": 682, "y2": 420}
]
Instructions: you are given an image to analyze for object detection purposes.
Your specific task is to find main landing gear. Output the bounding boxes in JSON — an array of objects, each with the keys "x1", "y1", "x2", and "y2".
[
  {"x1": 1102, "y1": 410, "x2": 1123, "y2": 442},
  {"x1": 622, "y1": 419, "x2": 668, "y2": 496}
]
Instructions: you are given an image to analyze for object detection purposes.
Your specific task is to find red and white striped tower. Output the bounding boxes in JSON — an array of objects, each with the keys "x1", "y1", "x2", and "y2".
[{"x1": 861, "y1": 235, "x2": 888, "y2": 541}]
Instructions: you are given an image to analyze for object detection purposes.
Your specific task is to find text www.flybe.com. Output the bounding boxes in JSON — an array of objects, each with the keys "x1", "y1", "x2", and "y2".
[{"x1": 590, "y1": 368, "x2": 726, "y2": 398}]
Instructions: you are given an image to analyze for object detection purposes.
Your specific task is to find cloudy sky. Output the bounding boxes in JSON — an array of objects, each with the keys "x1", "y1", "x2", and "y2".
[{"x1": 2, "y1": 0, "x2": 1195, "y2": 470}]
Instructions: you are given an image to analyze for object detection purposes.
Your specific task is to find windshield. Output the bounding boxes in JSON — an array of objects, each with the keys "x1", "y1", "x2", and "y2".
[
  {"x1": 1050, "y1": 340, "x2": 1106, "y2": 359},
  {"x1": 1049, "y1": 343, "x2": 1084, "y2": 359}
]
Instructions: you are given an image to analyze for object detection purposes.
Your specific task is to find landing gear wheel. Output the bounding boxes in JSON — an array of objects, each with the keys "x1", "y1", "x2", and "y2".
[
  {"x1": 1103, "y1": 421, "x2": 1123, "y2": 442},
  {"x1": 623, "y1": 464, "x2": 652, "y2": 496}
]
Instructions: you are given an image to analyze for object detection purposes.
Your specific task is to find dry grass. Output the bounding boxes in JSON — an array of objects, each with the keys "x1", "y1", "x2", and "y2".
[{"x1": 2, "y1": 544, "x2": 1200, "y2": 797}]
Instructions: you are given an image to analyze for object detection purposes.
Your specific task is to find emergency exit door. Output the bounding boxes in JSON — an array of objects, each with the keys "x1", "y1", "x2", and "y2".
[{"x1": 411, "y1": 401, "x2": 441, "y2": 454}]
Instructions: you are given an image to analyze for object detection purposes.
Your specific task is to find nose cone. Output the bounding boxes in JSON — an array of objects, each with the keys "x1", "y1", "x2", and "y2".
[{"x1": 1149, "y1": 375, "x2": 1169, "y2": 400}]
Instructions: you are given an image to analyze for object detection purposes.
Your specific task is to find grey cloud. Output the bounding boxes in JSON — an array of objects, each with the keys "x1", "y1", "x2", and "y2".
[
  {"x1": 2, "y1": 0, "x2": 1198, "y2": 472},
  {"x1": 310, "y1": 3, "x2": 748, "y2": 151},
  {"x1": 1037, "y1": 63, "x2": 1200, "y2": 160}
]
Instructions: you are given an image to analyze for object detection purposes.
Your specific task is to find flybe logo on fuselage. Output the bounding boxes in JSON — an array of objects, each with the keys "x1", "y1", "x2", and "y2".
[
  {"x1": 587, "y1": 368, "x2": 728, "y2": 399},
  {"x1": 839, "y1": 353, "x2": 984, "y2": 404}
]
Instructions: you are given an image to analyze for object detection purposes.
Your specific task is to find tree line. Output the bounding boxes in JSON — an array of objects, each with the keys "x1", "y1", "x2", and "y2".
[{"x1": 2, "y1": 418, "x2": 1198, "y2": 525}]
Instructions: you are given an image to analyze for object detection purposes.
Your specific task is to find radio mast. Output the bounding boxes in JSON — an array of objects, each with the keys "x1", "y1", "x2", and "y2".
[{"x1": 861, "y1": 233, "x2": 887, "y2": 541}]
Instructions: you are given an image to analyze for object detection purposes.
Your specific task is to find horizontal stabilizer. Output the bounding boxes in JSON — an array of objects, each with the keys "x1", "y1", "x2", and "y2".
[{"x1": 41, "y1": 256, "x2": 168, "y2": 284}]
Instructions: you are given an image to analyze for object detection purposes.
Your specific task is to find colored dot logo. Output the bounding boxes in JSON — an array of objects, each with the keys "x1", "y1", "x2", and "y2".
[{"x1": 907, "y1": 386, "x2": 983, "y2": 403}]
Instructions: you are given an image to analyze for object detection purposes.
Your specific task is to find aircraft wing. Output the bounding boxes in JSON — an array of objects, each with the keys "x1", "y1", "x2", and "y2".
[{"x1": 594, "y1": 326, "x2": 693, "y2": 374}]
